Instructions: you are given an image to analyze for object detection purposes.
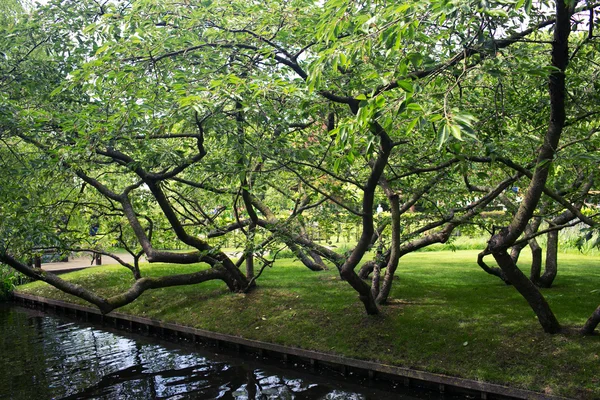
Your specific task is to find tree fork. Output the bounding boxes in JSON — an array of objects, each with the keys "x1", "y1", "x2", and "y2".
[
  {"x1": 337, "y1": 120, "x2": 393, "y2": 315},
  {"x1": 477, "y1": 251, "x2": 509, "y2": 284}
]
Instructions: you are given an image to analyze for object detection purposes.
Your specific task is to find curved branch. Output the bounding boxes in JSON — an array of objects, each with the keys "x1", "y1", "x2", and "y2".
[{"x1": 0, "y1": 251, "x2": 231, "y2": 314}]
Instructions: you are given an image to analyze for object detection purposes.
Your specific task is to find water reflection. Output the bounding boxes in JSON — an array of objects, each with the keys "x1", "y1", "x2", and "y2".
[{"x1": 0, "y1": 305, "x2": 445, "y2": 400}]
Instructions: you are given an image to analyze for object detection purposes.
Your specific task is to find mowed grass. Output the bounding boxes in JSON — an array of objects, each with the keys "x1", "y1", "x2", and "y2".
[{"x1": 17, "y1": 250, "x2": 600, "y2": 399}]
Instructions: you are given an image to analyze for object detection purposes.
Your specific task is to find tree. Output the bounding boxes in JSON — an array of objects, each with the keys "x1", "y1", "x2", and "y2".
[{"x1": 1, "y1": 0, "x2": 599, "y2": 335}]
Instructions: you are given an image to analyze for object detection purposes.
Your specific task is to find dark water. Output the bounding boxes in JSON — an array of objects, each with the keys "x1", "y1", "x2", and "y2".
[{"x1": 0, "y1": 304, "x2": 454, "y2": 400}]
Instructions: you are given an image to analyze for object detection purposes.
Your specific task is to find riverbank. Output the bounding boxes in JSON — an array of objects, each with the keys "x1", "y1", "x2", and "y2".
[{"x1": 14, "y1": 250, "x2": 600, "y2": 399}]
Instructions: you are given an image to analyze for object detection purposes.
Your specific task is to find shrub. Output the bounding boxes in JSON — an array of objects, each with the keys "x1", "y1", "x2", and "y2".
[{"x1": 0, "y1": 264, "x2": 31, "y2": 300}]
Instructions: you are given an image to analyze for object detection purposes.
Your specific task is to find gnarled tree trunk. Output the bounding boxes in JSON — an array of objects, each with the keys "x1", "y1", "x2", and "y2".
[
  {"x1": 484, "y1": 0, "x2": 573, "y2": 334},
  {"x1": 338, "y1": 120, "x2": 394, "y2": 315},
  {"x1": 581, "y1": 305, "x2": 600, "y2": 335},
  {"x1": 358, "y1": 251, "x2": 389, "y2": 279},
  {"x1": 492, "y1": 248, "x2": 561, "y2": 333},
  {"x1": 478, "y1": 250, "x2": 509, "y2": 283}
]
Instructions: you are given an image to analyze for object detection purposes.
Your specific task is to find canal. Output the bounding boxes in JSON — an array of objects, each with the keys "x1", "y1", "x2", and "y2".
[{"x1": 0, "y1": 304, "x2": 458, "y2": 399}]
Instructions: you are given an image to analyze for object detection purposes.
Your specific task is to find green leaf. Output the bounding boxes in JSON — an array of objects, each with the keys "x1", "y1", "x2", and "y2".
[
  {"x1": 450, "y1": 124, "x2": 462, "y2": 140},
  {"x1": 437, "y1": 124, "x2": 449, "y2": 149},
  {"x1": 49, "y1": 86, "x2": 64, "y2": 97},
  {"x1": 406, "y1": 117, "x2": 419, "y2": 134},
  {"x1": 407, "y1": 52, "x2": 423, "y2": 68},
  {"x1": 396, "y1": 80, "x2": 413, "y2": 93},
  {"x1": 406, "y1": 103, "x2": 422, "y2": 112}
]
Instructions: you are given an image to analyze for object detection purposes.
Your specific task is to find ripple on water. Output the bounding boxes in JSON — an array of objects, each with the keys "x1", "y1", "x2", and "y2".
[{"x1": 0, "y1": 305, "x2": 440, "y2": 400}]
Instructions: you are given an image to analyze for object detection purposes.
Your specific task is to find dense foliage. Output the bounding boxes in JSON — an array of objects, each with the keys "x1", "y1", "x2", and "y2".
[{"x1": 0, "y1": 0, "x2": 599, "y2": 333}]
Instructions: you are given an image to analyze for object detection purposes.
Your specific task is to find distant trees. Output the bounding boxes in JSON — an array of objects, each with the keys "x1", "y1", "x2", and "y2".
[{"x1": 0, "y1": 0, "x2": 599, "y2": 333}]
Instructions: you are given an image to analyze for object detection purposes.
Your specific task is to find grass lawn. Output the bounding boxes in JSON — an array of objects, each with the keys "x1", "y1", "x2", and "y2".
[{"x1": 16, "y1": 250, "x2": 600, "y2": 399}]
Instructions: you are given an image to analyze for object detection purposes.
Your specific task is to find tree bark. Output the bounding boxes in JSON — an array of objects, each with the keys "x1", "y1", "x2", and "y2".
[
  {"x1": 339, "y1": 120, "x2": 393, "y2": 315},
  {"x1": 539, "y1": 230, "x2": 559, "y2": 288},
  {"x1": 510, "y1": 241, "x2": 527, "y2": 265},
  {"x1": 492, "y1": 249, "x2": 561, "y2": 333},
  {"x1": 242, "y1": 188, "x2": 258, "y2": 287},
  {"x1": 144, "y1": 181, "x2": 250, "y2": 291},
  {"x1": 511, "y1": 217, "x2": 542, "y2": 266},
  {"x1": 477, "y1": 251, "x2": 509, "y2": 283},
  {"x1": 375, "y1": 178, "x2": 401, "y2": 305},
  {"x1": 581, "y1": 305, "x2": 600, "y2": 335},
  {"x1": 539, "y1": 169, "x2": 594, "y2": 288},
  {"x1": 484, "y1": 0, "x2": 573, "y2": 334},
  {"x1": 284, "y1": 239, "x2": 327, "y2": 271},
  {"x1": 358, "y1": 252, "x2": 389, "y2": 279},
  {"x1": 371, "y1": 261, "x2": 381, "y2": 300},
  {"x1": 307, "y1": 250, "x2": 327, "y2": 270},
  {"x1": 528, "y1": 238, "x2": 543, "y2": 284},
  {"x1": 0, "y1": 251, "x2": 231, "y2": 314}
]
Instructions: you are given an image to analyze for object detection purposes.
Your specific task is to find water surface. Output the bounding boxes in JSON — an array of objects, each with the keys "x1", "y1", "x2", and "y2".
[{"x1": 0, "y1": 304, "x2": 452, "y2": 399}]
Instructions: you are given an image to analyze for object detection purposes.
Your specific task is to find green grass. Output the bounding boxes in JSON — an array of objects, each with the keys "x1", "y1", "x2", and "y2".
[{"x1": 16, "y1": 250, "x2": 600, "y2": 399}]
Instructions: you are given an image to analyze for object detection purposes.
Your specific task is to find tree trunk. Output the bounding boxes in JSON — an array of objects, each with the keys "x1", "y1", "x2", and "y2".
[
  {"x1": 484, "y1": 0, "x2": 572, "y2": 334},
  {"x1": 510, "y1": 241, "x2": 527, "y2": 265},
  {"x1": 493, "y1": 249, "x2": 561, "y2": 333},
  {"x1": 210, "y1": 253, "x2": 249, "y2": 291},
  {"x1": 244, "y1": 222, "x2": 256, "y2": 289},
  {"x1": 245, "y1": 254, "x2": 255, "y2": 282},
  {"x1": 540, "y1": 230, "x2": 559, "y2": 288},
  {"x1": 340, "y1": 267, "x2": 380, "y2": 314},
  {"x1": 284, "y1": 240, "x2": 326, "y2": 271},
  {"x1": 375, "y1": 180, "x2": 401, "y2": 305},
  {"x1": 371, "y1": 262, "x2": 381, "y2": 300},
  {"x1": 528, "y1": 238, "x2": 543, "y2": 284},
  {"x1": 0, "y1": 251, "x2": 233, "y2": 314},
  {"x1": 133, "y1": 255, "x2": 142, "y2": 280},
  {"x1": 478, "y1": 251, "x2": 509, "y2": 283},
  {"x1": 512, "y1": 217, "x2": 542, "y2": 266},
  {"x1": 358, "y1": 252, "x2": 389, "y2": 279},
  {"x1": 581, "y1": 305, "x2": 600, "y2": 335},
  {"x1": 540, "y1": 174, "x2": 595, "y2": 289},
  {"x1": 338, "y1": 119, "x2": 394, "y2": 316},
  {"x1": 358, "y1": 261, "x2": 375, "y2": 279},
  {"x1": 308, "y1": 250, "x2": 328, "y2": 270}
]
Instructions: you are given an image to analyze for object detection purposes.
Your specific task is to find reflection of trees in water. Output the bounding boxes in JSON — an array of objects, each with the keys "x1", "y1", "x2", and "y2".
[
  {"x1": 1, "y1": 307, "x2": 392, "y2": 400},
  {"x1": 0, "y1": 307, "x2": 50, "y2": 398}
]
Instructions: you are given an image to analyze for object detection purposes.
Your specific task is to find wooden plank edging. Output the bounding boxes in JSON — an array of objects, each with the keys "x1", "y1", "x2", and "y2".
[{"x1": 10, "y1": 291, "x2": 571, "y2": 400}]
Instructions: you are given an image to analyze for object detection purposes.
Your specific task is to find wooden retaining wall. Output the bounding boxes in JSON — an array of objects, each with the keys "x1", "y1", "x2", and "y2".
[{"x1": 10, "y1": 292, "x2": 570, "y2": 400}]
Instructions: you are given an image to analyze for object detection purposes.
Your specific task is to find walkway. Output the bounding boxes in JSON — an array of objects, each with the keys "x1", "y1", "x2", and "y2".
[
  {"x1": 41, "y1": 251, "x2": 242, "y2": 274},
  {"x1": 41, "y1": 253, "x2": 141, "y2": 274}
]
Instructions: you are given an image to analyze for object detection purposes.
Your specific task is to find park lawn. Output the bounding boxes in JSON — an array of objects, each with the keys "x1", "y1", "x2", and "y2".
[{"x1": 16, "y1": 250, "x2": 600, "y2": 399}]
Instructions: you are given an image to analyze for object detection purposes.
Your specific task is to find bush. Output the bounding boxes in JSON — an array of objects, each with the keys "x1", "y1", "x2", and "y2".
[
  {"x1": 0, "y1": 264, "x2": 31, "y2": 300},
  {"x1": 415, "y1": 236, "x2": 489, "y2": 252},
  {"x1": 332, "y1": 243, "x2": 354, "y2": 255},
  {"x1": 271, "y1": 249, "x2": 296, "y2": 259}
]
